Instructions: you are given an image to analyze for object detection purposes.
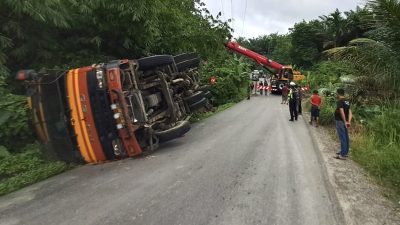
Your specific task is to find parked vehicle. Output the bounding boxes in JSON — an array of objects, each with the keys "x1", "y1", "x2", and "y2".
[{"x1": 17, "y1": 53, "x2": 211, "y2": 164}]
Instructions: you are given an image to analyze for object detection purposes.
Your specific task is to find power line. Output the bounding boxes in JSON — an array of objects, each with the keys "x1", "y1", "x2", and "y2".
[
  {"x1": 230, "y1": 0, "x2": 234, "y2": 28},
  {"x1": 220, "y1": 0, "x2": 225, "y2": 20},
  {"x1": 241, "y1": 0, "x2": 248, "y2": 37}
]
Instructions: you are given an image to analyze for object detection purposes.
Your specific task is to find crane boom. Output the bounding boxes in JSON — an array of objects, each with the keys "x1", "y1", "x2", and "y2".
[
  {"x1": 224, "y1": 39, "x2": 305, "y2": 93},
  {"x1": 224, "y1": 41, "x2": 283, "y2": 72}
]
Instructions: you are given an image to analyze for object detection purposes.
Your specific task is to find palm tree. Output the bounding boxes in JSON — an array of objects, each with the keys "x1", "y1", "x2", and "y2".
[
  {"x1": 324, "y1": 0, "x2": 400, "y2": 97},
  {"x1": 368, "y1": 0, "x2": 400, "y2": 53},
  {"x1": 344, "y1": 6, "x2": 370, "y2": 39},
  {"x1": 319, "y1": 9, "x2": 346, "y2": 48}
]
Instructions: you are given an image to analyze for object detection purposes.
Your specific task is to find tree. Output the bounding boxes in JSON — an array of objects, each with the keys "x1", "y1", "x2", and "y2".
[
  {"x1": 343, "y1": 6, "x2": 370, "y2": 41},
  {"x1": 289, "y1": 20, "x2": 325, "y2": 68},
  {"x1": 367, "y1": 0, "x2": 400, "y2": 53},
  {"x1": 319, "y1": 9, "x2": 346, "y2": 48},
  {"x1": 0, "y1": 0, "x2": 70, "y2": 77}
]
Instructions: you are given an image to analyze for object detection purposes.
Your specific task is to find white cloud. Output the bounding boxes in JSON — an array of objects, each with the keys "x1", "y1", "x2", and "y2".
[{"x1": 202, "y1": 0, "x2": 365, "y2": 38}]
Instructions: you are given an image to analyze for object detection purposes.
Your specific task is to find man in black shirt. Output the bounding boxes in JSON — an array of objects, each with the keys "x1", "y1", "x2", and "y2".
[{"x1": 334, "y1": 88, "x2": 353, "y2": 159}]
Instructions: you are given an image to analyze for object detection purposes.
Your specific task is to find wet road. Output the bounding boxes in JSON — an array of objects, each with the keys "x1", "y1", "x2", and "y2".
[{"x1": 0, "y1": 96, "x2": 344, "y2": 225}]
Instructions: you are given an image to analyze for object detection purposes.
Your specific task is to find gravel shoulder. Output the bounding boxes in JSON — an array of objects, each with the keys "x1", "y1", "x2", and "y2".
[{"x1": 304, "y1": 112, "x2": 400, "y2": 225}]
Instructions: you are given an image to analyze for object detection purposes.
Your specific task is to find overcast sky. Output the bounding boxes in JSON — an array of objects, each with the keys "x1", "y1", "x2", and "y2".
[{"x1": 201, "y1": 0, "x2": 365, "y2": 38}]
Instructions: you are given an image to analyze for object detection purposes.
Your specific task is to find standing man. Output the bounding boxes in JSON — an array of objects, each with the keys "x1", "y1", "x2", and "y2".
[
  {"x1": 281, "y1": 84, "x2": 289, "y2": 104},
  {"x1": 297, "y1": 85, "x2": 303, "y2": 114},
  {"x1": 310, "y1": 90, "x2": 322, "y2": 127},
  {"x1": 288, "y1": 82, "x2": 298, "y2": 121},
  {"x1": 334, "y1": 88, "x2": 352, "y2": 160},
  {"x1": 247, "y1": 81, "x2": 254, "y2": 100}
]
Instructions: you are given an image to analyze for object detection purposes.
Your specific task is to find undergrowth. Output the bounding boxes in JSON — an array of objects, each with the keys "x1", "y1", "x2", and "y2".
[
  {"x1": 351, "y1": 105, "x2": 400, "y2": 201},
  {"x1": 0, "y1": 143, "x2": 69, "y2": 196}
]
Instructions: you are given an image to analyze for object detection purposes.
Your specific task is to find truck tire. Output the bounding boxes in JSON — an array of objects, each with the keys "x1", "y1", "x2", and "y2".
[
  {"x1": 174, "y1": 53, "x2": 198, "y2": 64},
  {"x1": 183, "y1": 91, "x2": 205, "y2": 105},
  {"x1": 278, "y1": 82, "x2": 285, "y2": 90},
  {"x1": 176, "y1": 58, "x2": 200, "y2": 72},
  {"x1": 204, "y1": 90, "x2": 212, "y2": 99},
  {"x1": 138, "y1": 55, "x2": 175, "y2": 71},
  {"x1": 196, "y1": 85, "x2": 211, "y2": 92},
  {"x1": 189, "y1": 97, "x2": 207, "y2": 111},
  {"x1": 155, "y1": 121, "x2": 191, "y2": 143}
]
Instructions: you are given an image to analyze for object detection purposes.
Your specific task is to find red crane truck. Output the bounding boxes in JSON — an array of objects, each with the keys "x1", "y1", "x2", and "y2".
[{"x1": 224, "y1": 39, "x2": 305, "y2": 93}]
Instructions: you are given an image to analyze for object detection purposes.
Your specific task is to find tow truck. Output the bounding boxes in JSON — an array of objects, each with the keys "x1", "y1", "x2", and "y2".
[{"x1": 224, "y1": 39, "x2": 305, "y2": 93}]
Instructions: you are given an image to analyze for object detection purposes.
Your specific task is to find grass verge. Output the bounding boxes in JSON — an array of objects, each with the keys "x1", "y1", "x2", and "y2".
[
  {"x1": 189, "y1": 102, "x2": 235, "y2": 123},
  {"x1": 305, "y1": 97, "x2": 400, "y2": 202},
  {"x1": 0, "y1": 143, "x2": 70, "y2": 196},
  {"x1": 351, "y1": 128, "x2": 400, "y2": 202}
]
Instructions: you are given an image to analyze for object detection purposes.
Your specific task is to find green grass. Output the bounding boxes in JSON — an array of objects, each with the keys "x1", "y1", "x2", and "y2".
[
  {"x1": 189, "y1": 102, "x2": 235, "y2": 123},
  {"x1": 0, "y1": 143, "x2": 69, "y2": 196},
  {"x1": 190, "y1": 87, "x2": 248, "y2": 123},
  {"x1": 350, "y1": 106, "x2": 400, "y2": 201}
]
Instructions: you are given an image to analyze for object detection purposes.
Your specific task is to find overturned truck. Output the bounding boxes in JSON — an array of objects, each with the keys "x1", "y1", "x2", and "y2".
[{"x1": 18, "y1": 53, "x2": 211, "y2": 164}]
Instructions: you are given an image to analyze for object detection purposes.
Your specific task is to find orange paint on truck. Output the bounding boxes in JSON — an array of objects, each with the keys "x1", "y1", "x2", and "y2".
[{"x1": 67, "y1": 69, "x2": 93, "y2": 162}]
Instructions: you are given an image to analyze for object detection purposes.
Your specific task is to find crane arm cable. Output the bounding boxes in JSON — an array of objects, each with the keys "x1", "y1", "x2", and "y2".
[
  {"x1": 220, "y1": 0, "x2": 225, "y2": 20},
  {"x1": 242, "y1": 0, "x2": 248, "y2": 36}
]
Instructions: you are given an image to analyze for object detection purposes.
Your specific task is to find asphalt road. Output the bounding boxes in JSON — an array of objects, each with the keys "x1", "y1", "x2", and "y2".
[{"x1": 0, "y1": 96, "x2": 344, "y2": 225}]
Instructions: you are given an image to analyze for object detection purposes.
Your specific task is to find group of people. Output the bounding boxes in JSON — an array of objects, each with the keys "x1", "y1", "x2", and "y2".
[
  {"x1": 310, "y1": 88, "x2": 352, "y2": 160},
  {"x1": 247, "y1": 80, "x2": 272, "y2": 99},
  {"x1": 283, "y1": 83, "x2": 352, "y2": 160}
]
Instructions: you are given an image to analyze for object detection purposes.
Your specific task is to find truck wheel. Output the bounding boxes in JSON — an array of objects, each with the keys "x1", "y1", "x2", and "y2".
[
  {"x1": 189, "y1": 97, "x2": 207, "y2": 111},
  {"x1": 174, "y1": 53, "x2": 198, "y2": 64},
  {"x1": 278, "y1": 83, "x2": 285, "y2": 90},
  {"x1": 176, "y1": 58, "x2": 200, "y2": 72},
  {"x1": 183, "y1": 91, "x2": 205, "y2": 105},
  {"x1": 155, "y1": 121, "x2": 191, "y2": 143},
  {"x1": 204, "y1": 90, "x2": 212, "y2": 99},
  {"x1": 138, "y1": 55, "x2": 175, "y2": 71},
  {"x1": 196, "y1": 85, "x2": 211, "y2": 92}
]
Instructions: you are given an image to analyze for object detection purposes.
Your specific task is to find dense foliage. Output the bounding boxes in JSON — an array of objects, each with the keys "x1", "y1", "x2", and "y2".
[
  {"x1": 0, "y1": 0, "x2": 232, "y2": 74},
  {"x1": 0, "y1": 143, "x2": 68, "y2": 196},
  {"x1": 200, "y1": 55, "x2": 250, "y2": 105}
]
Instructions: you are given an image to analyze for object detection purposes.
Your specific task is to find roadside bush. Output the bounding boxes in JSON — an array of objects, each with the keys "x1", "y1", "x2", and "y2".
[
  {"x1": 319, "y1": 102, "x2": 336, "y2": 125},
  {"x1": 0, "y1": 93, "x2": 33, "y2": 151},
  {"x1": 0, "y1": 143, "x2": 68, "y2": 196},
  {"x1": 199, "y1": 55, "x2": 250, "y2": 105},
  {"x1": 351, "y1": 105, "x2": 400, "y2": 198},
  {"x1": 306, "y1": 60, "x2": 356, "y2": 88},
  {"x1": 306, "y1": 60, "x2": 359, "y2": 126}
]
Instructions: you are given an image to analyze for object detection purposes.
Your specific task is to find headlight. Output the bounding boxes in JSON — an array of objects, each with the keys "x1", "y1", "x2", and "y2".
[
  {"x1": 113, "y1": 113, "x2": 121, "y2": 119},
  {"x1": 96, "y1": 69, "x2": 104, "y2": 88},
  {"x1": 96, "y1": 70, "x2": 104, "y2": 79}
]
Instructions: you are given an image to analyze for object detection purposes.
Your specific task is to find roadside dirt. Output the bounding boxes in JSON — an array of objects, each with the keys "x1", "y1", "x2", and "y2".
[{"x1": 305, "y1": 113, "x2": 400, "y2": 225}]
